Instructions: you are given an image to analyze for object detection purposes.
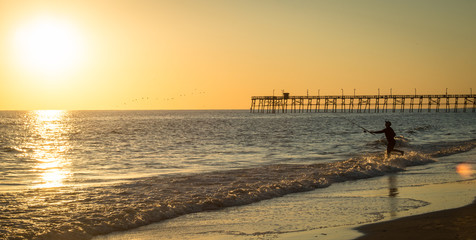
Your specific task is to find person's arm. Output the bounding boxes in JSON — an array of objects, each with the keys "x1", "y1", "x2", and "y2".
[{"x1": 368, "y1": 129, "x2": 385, "y2": 134}]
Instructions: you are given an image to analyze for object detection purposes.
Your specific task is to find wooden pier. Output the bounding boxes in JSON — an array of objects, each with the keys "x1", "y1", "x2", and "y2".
[{"x1": 250, "y1": 93, "x2": 476, "y2": 113}]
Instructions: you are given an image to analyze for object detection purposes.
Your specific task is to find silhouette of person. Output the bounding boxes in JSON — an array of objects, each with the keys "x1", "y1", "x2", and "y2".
[{"x1": 367, "y1": 121, "x2": 404, "y2": 157}]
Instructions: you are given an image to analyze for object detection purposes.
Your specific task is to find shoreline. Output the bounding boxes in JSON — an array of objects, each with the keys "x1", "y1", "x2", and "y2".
[
  {"x1": 94, "y1": 150, "x2": 476, "y2": 240},
  {"x1": 355, "y1": 198, "x2": 476, "y2": 240},
  {"x1": 94, "y1": 179, "x2": 476, "y2": 240},
  {"x1": 277, "y1": 178, "x2": 476, "y2": 240}
]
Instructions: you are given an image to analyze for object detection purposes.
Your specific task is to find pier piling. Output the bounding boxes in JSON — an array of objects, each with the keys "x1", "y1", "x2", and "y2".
[{"x1": 250, "y1": 93, "x2": 475, "y2": 113}]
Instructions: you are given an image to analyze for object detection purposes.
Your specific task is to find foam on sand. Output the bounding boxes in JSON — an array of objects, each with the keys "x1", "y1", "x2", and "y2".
[{"x1": 2, "y1": 140, "x2": 474, "y2": 239}]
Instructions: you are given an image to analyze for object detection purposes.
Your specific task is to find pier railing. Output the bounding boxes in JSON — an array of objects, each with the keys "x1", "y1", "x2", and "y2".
[{"x1": 250, "y1": 94, "x2": 476, "y2": 113}]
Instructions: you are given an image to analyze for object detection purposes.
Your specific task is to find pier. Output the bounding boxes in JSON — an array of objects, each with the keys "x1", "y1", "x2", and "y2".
[{"x1": 250, "y1": 93, "x2": 476, "y2": 113}]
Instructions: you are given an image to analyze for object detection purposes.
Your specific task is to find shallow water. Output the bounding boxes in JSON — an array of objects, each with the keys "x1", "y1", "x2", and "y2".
[
  {"x1": 94, "y1": 150, "x2": 476, "y2": 240},
  {"x1": 0, "y1": 110, "x2": 475, "y2": 239}
]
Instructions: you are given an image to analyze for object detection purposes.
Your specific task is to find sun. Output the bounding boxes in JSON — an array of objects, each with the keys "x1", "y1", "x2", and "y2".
[{"x1": 11, "y1": 16, "x2": 85, "y2": 76}]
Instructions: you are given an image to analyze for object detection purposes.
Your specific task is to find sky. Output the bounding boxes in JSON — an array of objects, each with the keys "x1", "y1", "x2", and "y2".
[{"x1": 1, "y1": 0, "x2": 475, "y2": 110}]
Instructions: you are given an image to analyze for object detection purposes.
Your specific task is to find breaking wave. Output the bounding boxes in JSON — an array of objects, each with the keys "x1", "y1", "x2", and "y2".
[{"x1": 2, "y1": 140, "x2": 474, "y2": 240}]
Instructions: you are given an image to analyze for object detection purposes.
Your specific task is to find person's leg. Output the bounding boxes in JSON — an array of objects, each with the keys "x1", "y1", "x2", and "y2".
[
  {"x1": 386, "y1": 144, "x2": 392, "y2": 157},
  {"x1": 387, "y1": 141, "x2": 395, "y2": 157},
  {"x1": 394, "y1": 149, "x2": 404, "y2": 155},
  {"x1": 389, "y1": 140, "x2": 404, "y2": 155}
]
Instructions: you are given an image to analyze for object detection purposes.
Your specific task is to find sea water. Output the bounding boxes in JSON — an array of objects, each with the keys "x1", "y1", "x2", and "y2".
[{"x1": 0, "y1": 110, "x2": 475, "y2": 239}]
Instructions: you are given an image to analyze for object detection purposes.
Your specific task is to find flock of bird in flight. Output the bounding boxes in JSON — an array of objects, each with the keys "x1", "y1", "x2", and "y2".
[{"x1": 121, "y1": 89, "x2": 207, "y2": 106}]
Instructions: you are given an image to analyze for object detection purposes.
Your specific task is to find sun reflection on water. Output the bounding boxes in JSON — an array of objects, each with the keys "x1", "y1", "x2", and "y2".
[{"x1": 29, "y1": 110, "x2": 72, "y2": 189}]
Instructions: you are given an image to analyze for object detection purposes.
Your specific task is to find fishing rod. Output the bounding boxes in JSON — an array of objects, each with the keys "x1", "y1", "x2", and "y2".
[{"x1": 342, "y1": 117, "x2": 375, "y2": 135}]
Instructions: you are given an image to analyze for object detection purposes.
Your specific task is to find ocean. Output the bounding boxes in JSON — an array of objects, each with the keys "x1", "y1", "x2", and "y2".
[{"x1": 1, "y1": 110, "x2": 475, "y2": 239}]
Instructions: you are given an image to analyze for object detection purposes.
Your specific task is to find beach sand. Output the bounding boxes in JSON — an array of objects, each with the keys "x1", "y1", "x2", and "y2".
[
  {"x1": 355, "y1": 199, "x2": 476, "y2": 240},
  {"x1": 281, "y1": 179, "x2": 476, "y2": 240},
  {"x1": 95, "y1": 150, "x2": 476, "y2": 240},
  {"x1": 95, "y1": 179, "x2": 476, "y2": 240}
]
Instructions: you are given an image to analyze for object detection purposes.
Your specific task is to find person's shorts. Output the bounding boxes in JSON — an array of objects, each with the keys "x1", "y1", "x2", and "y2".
[{"x1": 387, "y1": 140, "x2": 396, "y2": 151}]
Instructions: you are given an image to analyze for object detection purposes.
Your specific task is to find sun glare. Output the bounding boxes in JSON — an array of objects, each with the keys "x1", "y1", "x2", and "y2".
[
  {"x1": 11, "y1": 16, "x2": 85, "y2": 76},
  {"x1": 29, "y1": 110, "x2": 72, "y2": 189},
  {"x1": 456, "y1": 163, "x2": 474, "y2": 179}
]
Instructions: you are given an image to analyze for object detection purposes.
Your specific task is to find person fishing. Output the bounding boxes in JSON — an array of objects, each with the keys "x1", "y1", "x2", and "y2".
[{"x1": 366, "y1": 121, "x2": 404, "y2": 157}]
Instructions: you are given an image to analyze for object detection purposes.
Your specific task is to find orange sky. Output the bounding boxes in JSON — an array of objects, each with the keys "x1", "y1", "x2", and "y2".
[{"x1": 1, "y1": 0, "x2": 475, "y2": 110}]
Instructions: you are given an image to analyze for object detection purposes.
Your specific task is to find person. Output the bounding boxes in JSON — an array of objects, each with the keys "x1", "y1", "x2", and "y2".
[{"x1": 366, "y1": 121, "x2": 404, "y2": 157}]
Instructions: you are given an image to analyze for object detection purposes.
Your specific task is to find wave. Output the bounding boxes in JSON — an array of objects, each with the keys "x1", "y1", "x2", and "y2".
[
  {"x1": 0, "y1": 146, "x2": 25, "y2": 153},
  {"x1": 406, "y1": 124, "x2": 435, "y2": 134},
  {"x1": 1, "y1": 140, "x2": 475, "y2": 240},
  {"x1": 429, "y1": 140, "x2": 476, "y2": 158}
]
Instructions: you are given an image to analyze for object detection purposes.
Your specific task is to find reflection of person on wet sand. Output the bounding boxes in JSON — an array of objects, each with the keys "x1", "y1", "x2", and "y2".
[
  {"x1": 388, "y1": 174, "x2": 398, "y2": 218},
  {"x1": 366, "y1": 121, "x2": 404, "y2": 157},
  {"x1": 388, "y1": 174, "x2": 398, "y2": 197}
]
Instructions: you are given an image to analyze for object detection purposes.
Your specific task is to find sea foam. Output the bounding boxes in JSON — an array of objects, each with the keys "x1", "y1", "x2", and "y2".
[{"x1": 3, "y1": 140, "x2": 474, "y2": 240}]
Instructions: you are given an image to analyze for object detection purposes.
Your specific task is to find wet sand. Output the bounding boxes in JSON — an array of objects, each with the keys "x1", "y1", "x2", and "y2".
[
  {"x1": 355, "y1": 199, "x2": 476, "y2": 240},
  {"x1": 95, "y1": 150, "x2": 476, "y2": 240},
  {"x1": 94, "y1": 177, "x2": 476, "y2": 240}
]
